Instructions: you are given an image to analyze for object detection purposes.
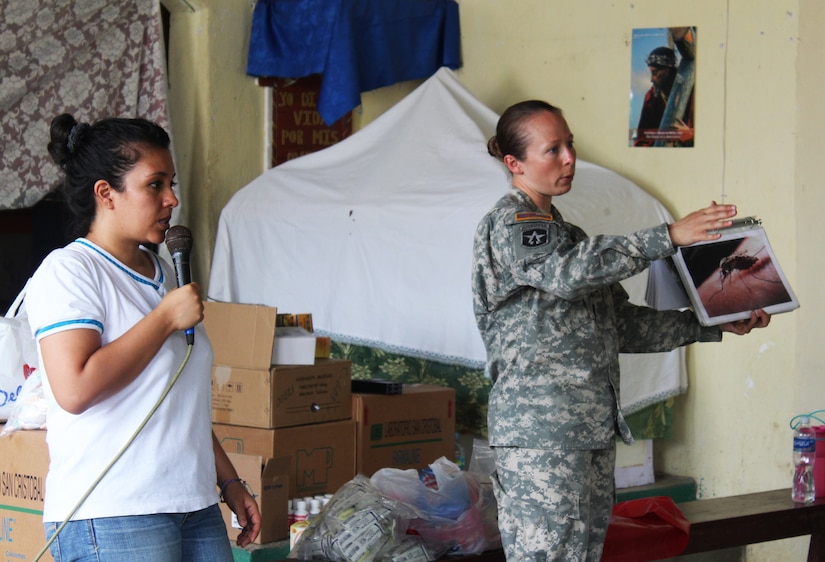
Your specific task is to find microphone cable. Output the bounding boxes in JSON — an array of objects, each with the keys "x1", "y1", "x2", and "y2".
[{"x1": 33, "y1": 343, "x2": 193, "y2": 561}]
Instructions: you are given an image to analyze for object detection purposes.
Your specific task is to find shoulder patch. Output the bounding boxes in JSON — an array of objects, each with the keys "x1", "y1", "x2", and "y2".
[
  {"x1": 520, "y1": 226, "x2": 550, "y2": 248},
  {"x1": 514, "y1": 211, "x2": 554, "y2": 222}
]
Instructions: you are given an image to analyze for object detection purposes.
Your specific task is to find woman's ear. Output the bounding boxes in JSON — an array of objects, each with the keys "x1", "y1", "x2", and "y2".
[
  {"x1": 94, "y1": 180, "x2": 114, "y2": 210},
  {"x1": 503, "y1": 154, "x2": 522, "y2": 175}
]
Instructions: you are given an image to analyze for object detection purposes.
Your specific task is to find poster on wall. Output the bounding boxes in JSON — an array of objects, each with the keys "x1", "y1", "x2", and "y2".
[{"x1": 629, "y1": 26, "x2": 696, "y2": 147}]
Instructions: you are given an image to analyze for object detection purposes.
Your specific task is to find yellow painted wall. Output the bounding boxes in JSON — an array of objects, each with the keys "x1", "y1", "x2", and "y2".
[
  {"x1": 165, "y1": 0, "x2": 265, "y2": 286},
  {"x1": 166, "y1": 1, "x2": 825, "y2": 558}
]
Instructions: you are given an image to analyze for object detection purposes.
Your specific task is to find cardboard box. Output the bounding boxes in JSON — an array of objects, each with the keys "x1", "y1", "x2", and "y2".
[
  {"x1": 214, "y1": 420, "x2": 356, "y2": 498},
  {"x1": 615, "y1": 438, "x2": 655, "y2": 488},
  {"x1": 203, "y1": 301, "x2": 279, "y2": 370},
  {"x1": 352, "y1": 384, "x2": 455, "y2": 477},
  {"x1": 0, "y1": 428, "x2": 53, "y2": 561},
  {"x1": 211, "y1": 359, "x2": 352, "y2": 429},
  {"x1": 220, "y1": 453, "x2": 290, "y2": 544},
  {"x1": 271, "y1": 326, "x2": 316, "y2": 365},
  {"x1": 314, "y1": 336, "x2": 331, "y2": 359}
]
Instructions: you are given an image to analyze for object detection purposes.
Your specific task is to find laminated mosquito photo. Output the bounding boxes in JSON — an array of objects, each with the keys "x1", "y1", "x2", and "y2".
[{"x1": 671, "y1": 224, "x2": 799, "y2": 326}]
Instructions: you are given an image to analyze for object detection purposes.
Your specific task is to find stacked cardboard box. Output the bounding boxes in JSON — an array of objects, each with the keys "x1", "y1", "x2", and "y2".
[
  {"x1": 352, "y1": 384, "x2": 456, "y2": 477},
  {"x1": 220, "y1": 452, "x2": 290, "y2": 545},
  {"x1": 202, "y1": 302, "x2": 356, "y2": 544},
  {"x1": 0, "y1": 427, "x2": 52, "y2": 561}
]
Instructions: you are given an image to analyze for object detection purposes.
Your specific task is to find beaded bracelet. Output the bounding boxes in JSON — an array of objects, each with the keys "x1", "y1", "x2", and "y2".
[{"x1": 219, "y1": 478, "x2": 246, "y2": 502}]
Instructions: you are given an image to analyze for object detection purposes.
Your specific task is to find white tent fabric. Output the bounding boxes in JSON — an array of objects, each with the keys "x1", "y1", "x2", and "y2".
[{"x1": 209, "y1": 67, "x2": 686, "y2": 413}]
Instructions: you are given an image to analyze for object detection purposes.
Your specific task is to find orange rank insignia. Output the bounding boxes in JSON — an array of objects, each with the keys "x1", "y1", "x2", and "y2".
[{"x1": 514, "y1": 211, "x2": 554, "y2": 222}]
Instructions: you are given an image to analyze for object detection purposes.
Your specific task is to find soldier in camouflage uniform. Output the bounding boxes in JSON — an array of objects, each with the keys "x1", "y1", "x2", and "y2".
[{"x1": 472, "y1": 100, "x2": 770, "y2": 561}]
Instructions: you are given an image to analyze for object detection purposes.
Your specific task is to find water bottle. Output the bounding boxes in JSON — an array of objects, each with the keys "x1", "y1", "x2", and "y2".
[{"x1": 792, "y1": 415, "x2": 816, "y2": 503}]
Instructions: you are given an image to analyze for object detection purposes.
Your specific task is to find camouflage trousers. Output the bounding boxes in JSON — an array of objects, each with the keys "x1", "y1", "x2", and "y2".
[{"x1": 490, "y1": 445, "x2": 616, "y2": 562}]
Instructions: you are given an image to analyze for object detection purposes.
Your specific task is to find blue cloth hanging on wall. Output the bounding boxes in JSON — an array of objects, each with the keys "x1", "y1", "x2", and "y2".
[{"x1": 247, "y1": 0, "x2": 461, "y2": 125}]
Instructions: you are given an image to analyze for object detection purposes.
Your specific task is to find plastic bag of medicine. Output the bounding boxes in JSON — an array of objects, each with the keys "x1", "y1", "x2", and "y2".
[
  {"x1": 371, "y1": 457, "x2": 501, "y2": 555},
  {"x1": 289, "y1": 475, "x2": 434, "y2": 562},
  {"x1": 372, "y1": 457, "x2": 471, "y2": 520}
]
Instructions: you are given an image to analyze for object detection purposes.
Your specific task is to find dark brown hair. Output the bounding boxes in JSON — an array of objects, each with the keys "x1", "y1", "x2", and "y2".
[
  {"x1": 487, "y1": 100, "x2": 563, "y2": 162},
  {"x1": 48, "y1": 113, "x2": 171, "y2": 237}
]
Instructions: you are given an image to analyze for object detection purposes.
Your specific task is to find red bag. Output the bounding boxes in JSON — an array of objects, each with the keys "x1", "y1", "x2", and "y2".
[{"x1": 601, "y1": 496, "x2": 690, "y2": 562}]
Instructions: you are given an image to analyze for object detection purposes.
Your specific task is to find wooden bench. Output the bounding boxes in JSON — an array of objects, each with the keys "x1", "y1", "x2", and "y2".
[
  {"x1": 677, "y1": 488, "x2": 825, "y2": 561},
  {"x1": 456, "y1": 488, "x2": 825, "y2": 562}
]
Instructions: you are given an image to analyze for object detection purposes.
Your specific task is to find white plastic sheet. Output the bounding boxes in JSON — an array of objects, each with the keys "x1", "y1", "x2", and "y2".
[{"x1": 209, "y1": 68, "x2": 685, "y2": 413}]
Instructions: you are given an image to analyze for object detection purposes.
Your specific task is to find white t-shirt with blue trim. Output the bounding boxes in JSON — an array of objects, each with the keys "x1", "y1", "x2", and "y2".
[{"x1": 27, "y1": 239, "x2": 217, "y2": 522}]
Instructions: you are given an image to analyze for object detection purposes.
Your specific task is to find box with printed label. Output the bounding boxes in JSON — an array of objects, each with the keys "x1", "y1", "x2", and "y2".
[
  {"x1": 0, "y1": 427, "x2": 53, "y2": 561},
  {"x1": 211, "y1": 359, "x2": 352, "y2": 429},
  {"x1": 213, "y1": 420, "x2": 356, "y2": 498},
  {"x1": 220, "y1": 453, "x2": 290, "y2": 544},
  {"x1": 352, "y1": 384, "x2": 455, "y2": 477}
]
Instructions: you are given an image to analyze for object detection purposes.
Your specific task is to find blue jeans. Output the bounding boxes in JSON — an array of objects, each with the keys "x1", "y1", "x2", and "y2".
[{"x1": 43, "y1": 504, "x2": 233, "y2": 562}]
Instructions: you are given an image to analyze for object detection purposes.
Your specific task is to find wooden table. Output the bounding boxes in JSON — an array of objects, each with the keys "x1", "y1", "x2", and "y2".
[
  {"x1": 677, "y1": 488, "x2": 825, "y2": 561},
  {"x1": 448, "y1": 488, "x2": 825, "y2": 562}
]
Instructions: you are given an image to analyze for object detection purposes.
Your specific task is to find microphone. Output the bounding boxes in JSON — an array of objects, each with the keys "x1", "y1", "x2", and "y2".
[{"x1": 165, "y1": 225, "x2": 195, "y2": 345}]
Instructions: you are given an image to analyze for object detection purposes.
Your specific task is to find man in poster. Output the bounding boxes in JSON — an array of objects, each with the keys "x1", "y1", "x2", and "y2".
[{"x1": 633, "y1": 27, "x2": 695, "y2": 147}]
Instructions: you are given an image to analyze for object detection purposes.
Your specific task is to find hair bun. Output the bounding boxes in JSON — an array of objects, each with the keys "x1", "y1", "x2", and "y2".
[
  {"x1": 487, "y1": 136, "x2": 503, "y2": 160},
  {"x1": 67, "y1": 122, "x2": 90, "y2": 153}
]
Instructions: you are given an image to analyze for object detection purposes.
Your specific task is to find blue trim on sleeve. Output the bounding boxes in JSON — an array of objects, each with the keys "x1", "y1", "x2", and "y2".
[
  {"x1": 74, "y1": 240, "x2": 163, "y2": 290},
  {"x1": 36, "y1": 318, "x2": 104, "y2": 337}
]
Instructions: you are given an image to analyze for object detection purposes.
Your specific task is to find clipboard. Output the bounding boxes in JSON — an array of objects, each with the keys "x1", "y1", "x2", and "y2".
[{"x1": 668, "y1": 217, "x2": 799, "y2": 326}]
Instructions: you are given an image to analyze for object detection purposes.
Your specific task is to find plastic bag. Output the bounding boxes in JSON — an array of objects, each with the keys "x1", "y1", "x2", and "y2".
[
  {"x1": 0, "y1": 282, "x2": 38, "y2": 422},
  {"x1": 0, "y1": 369, "x2": 47, "y2": 436},
  {"x1": 373, "y1": 460, "x2": 470, "y2": 520},
  {"x1": 289, "y1": 475, "x2": 437, "y2": 562},
  {"x1": 468, "y1": 437, "x2": 495, "y2": 476},
  {"x1": 371, "y1": 457, "x2": 501, "y2": 556},
  {"x1": 602, "y1": 495, "x2": 690, "y2": 562}
]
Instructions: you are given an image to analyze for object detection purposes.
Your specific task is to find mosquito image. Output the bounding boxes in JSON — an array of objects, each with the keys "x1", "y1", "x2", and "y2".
[
  {"x1": 679, "y1": 233, "x2": 794, "y2": 320},
  {"x1": 707, "y1": 245, "x2": 782, "y2": 302}
]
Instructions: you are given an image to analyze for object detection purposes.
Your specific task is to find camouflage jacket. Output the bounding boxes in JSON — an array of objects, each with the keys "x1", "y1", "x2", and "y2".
[{"x1": 472, "y1": 189, "x2": 721, "y2": 449}]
